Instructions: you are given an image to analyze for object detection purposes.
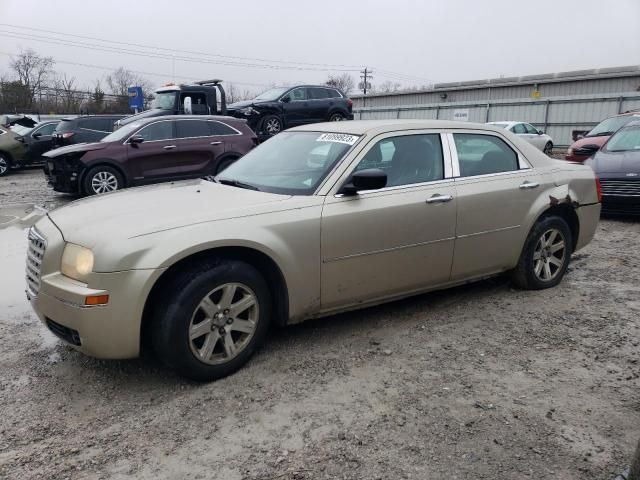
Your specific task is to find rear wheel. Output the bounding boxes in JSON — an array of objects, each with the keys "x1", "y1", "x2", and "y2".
[
  {"x1": 83, "y1": 165, "x2": 124, "y2": 195},
  {"x1": 543, "y1": 142, "x2": 553, "y2": 156},
  {"x1": 151, "y1": 259, "x2": 271, "y2": 381},
  {"x1": 0, "y1": 154, "x2": 11, "y2": 177},
  {"x1": 511, "y1": 215, "x2": 572, "y2": 289},
  {"x1": 329, "y1": 112, "x2": 345, "y2": 122}
]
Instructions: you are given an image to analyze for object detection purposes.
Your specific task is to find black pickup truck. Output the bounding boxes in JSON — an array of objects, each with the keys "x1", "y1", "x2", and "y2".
[{"x1": 227, "y1": 85, "x2": 353, "y2": 138}]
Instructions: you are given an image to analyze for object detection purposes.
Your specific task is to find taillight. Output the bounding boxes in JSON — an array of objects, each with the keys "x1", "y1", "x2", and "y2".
[
  {"x1": 62, "y1": 132, "x2": 75, "y2": 139},
  {"x1": 347, "y1": 98, "x2": 353, "y2": 109},
  {"x1": 595, "y1": 177, "x2": 602, "y2": 203}
]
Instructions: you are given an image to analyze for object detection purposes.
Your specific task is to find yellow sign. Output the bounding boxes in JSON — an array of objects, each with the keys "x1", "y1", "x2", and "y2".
[{"x1": 531, "y1": 90, "x2": 541, "y2": 98}]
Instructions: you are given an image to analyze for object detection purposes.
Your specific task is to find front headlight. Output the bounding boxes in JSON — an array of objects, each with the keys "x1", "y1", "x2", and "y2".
[
  {"x1": 239, "y1": 106, "x2": 258, "y2": 116},
  {"x1": 61, "y1": 243, "x2": 94, "y2": 280}
]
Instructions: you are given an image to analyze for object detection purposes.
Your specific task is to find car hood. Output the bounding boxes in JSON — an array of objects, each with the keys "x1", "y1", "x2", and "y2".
[
  {"x1": 227, "y1": 100, "x2": 275, "y2": 111},
  {"x1": 585, "y1": 150, "x2": 640, "y2": 174},
  {"x1": 570, "y1": 135, "x2": 609, "y2": 150},
  {"x1": 45, "y1": 142, "x2": 108, "y2": 157},
  {"x1": 47, "y1": 179, "x2": 293, "y2": 248}
]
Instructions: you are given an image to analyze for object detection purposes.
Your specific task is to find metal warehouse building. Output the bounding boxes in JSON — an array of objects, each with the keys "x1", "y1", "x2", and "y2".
[{"x1": 351, "y1": 65, "x2": 640, "y2": 148}]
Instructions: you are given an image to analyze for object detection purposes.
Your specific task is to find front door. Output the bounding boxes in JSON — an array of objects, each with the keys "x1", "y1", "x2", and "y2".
[
  {"x1": 522, "y1": 123, "x2": 545, "y2": 150},
  {"x1": 281, "y1": 87, "x2": 310, "y2": 127},
  {"x1": 25, "y1": 122, "x2": 57, "y2": 162},
  {"x1": 321, "y1": 132, "x2": 457, "y2": 311},
  {"x1": 125, "y1": 120, "x2": 184, "y2": 182},
  {"x1": 449, "y1": 132, "x2": 546, "y2": 280}
]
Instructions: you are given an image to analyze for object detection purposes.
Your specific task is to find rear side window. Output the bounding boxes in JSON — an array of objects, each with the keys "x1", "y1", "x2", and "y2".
[
  {"x1": 209, "y1": 121, "x2": 239, "y2": 136},
  {"x1": 326, "y1": 88, "x2": 342, "y2": 98},
  {"x1": 309, "y1": 88, "x2": 328, "y2": 99},
  {"x1": 453, "y1": 134, "x2": 519, "y2": 177},
  {"x1": 512, "y1": 123, "x2": 526, "y2": 134},
  {"x1": 524, "y1": 123, "x2": 538, "y2": 134},
  {"x1": 176, "y1": 120, "x2": 211, "y2": 138},
  {"x1": 137, "y1": 121, "x2": 174, "y2": 141}
]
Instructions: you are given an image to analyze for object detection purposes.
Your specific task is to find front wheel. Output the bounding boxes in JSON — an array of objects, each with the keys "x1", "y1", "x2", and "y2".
[
  {"x1": 151, "y1": 259, "x2": 271, "y2": 381},
  {"x1": 262, "y1": 115, "x2": 282, "y2": 136},
  {"x1": 0, "y1": 154, "x2": 11, "y2": 177},
  {"x1": 543, "y1": 142, "x2": 553, "y2": 156},
  {"x1": 511, "y1": 216, "x2": 572, "y2": 290},
  {"x1": 83, "y1": 165, "x2": 124, "y2": 195}
]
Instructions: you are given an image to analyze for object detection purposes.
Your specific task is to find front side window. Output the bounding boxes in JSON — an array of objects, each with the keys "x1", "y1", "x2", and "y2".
[
  {"x1": 137, "y1": 121, "x2": 174, "y2": 142},
  {"x1": 524, "y1": 123, "x2": 539, "y2": 134},
  {"x1": 354, "y1": 134, "x2": 444, "y2": 187},
  {"x1": 34, "y1": 123, "x2": 57, "y2": 136},
  {"x1": 512, "y1": 123, "x2": 527, "y2": 134},
  {"x1": 176, "y1": 120, "x2": 211, "y2": 138},
  {"x1": 453, "y1": 133, "x2": 519, "y2": 177},
  {"x1": 284, "y1": 88, "x2": 306, "y2": 102},
  {"x1": 218, "y1": 131, "x2": 358, "y2": 195},
  {"x1": 604, "y1": 125, "x2": 640, "y2": 152}
]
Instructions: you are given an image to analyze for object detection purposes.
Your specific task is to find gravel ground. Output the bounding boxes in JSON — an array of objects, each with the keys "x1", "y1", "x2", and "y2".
[{"x1": 0, "y1": 169, "x2": 638, "y2": 480}]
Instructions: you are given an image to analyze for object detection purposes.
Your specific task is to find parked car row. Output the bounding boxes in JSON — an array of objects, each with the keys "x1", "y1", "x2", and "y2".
[
  {"x1": 487, "y1": 121, "x2": 554, "y2": 155},
  {"x1": 0, "y1": 120, "x2": 60, "y2": 176}
]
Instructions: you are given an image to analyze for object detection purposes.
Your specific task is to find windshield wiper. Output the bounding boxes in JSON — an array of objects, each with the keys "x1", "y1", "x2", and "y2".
[
  {"x1": 217, "y1": 178, "x2": 260, "y2": 191},
  {"x1": 588, "y1": 131, "x2": 614, "y2": 137}
]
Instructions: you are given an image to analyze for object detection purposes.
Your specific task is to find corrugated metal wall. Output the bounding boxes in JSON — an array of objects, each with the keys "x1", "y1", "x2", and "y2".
[{"x1": 352, "y1": 68, "x2": 640, "y2": 147}]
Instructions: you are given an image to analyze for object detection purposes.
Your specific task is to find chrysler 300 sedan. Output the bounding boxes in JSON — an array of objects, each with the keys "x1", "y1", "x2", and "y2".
[{"x1": 27, "y1": 120, "x2": 601, "y2": 381}]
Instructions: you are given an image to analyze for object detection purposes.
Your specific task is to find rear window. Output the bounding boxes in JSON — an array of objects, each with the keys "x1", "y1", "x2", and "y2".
[
  {"x1": 79, "y1": 118, "x2": 113, "y2": 132},
  {"x1": 55, "y1": 119, "x2": 77, "y2": 132}
]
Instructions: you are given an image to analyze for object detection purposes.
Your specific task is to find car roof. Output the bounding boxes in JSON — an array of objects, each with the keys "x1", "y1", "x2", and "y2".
[
  {"x1": 130, "y1": 115, "x2": 241, "y2": 123},
  {"x1": 291, "y1": 119, "x2": 510, "y2": 136}
]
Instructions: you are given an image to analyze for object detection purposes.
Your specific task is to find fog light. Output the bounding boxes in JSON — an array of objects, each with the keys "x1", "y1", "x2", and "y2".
[{"x1": 85, "y1": 294, "x2": 109, "y2": 306}]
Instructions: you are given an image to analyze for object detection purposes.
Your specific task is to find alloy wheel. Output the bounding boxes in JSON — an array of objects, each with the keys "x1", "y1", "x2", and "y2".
[
  {"x1": 533, "y1": 228, "x2": 566, "y2": 282},
  {"x1": 265, "y1": 118, "x2": 281, "y2": 135},
  {"x1": 91, "y1": 171, "x2": 118, "y2": 194},
  {"x1": 544, "y1": 143, "x2": 553, "y2": 156},
  {"x1": 0, "y1": 157, "x2": 7, "y2": 175},
  {"x1": 330, "y1": 114, "x2": 344, "y2": 122},
  {"x1": 188, "y1": 283, "x2": 259, "y2": 365}
]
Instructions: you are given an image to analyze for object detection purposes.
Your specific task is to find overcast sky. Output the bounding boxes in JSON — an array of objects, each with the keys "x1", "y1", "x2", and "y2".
[{"x1": 0, "y1": 0, "x2": 638, "y2": 94}]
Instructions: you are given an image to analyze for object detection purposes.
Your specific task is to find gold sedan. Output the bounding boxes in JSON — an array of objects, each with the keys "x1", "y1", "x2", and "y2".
[{"x1": 27, "y1": 120, "x2": 601, "y2": 381}]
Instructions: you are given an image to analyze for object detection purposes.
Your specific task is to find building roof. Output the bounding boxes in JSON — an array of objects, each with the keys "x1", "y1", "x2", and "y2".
[{"x1": 291, "y1": 119, "x2": 505, "y2": 136}]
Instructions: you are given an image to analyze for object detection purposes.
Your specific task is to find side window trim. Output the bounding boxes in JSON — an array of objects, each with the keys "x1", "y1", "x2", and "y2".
[
  {"x1": 125, "y1": 119, "x2": 175, "y2": 144},
  {"x1": 446, "y1": 131, "x2": 531, "y2": 179},
  {"x1": 207, "y1": 120, "x2": 243, "y2": 136}
]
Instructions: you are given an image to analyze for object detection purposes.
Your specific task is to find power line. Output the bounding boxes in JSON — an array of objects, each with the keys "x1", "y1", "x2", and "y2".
[
  {"x1": 0, "y1": 23, "x2": 364, "y2": 70},
  {"x1": 0, "y1": 51, "x2": 273, "y2": 88}
]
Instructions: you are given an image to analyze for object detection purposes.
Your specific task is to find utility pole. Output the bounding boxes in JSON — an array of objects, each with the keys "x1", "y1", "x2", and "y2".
[{"x1": 360, "y1": 67, "x2": 373, "y2": 95}]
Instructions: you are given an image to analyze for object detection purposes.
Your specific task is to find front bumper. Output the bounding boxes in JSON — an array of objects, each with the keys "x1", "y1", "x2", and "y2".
[
  {"x1": 43, "y1": 158, "x2": 83, "y2": 193},
  {"x1": 601, "y1": 196, "x2": 640, "y2": 215}
]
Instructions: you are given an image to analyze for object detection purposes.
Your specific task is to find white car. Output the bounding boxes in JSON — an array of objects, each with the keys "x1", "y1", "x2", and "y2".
[{"x1": 488, "y1": 121, "x2": 553, "y2": 155}]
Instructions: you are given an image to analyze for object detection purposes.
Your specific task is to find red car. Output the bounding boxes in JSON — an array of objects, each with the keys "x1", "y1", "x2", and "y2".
[
  {"x1": 43, "y1": 115, "x2": 256, "y2": 195},
  {"x1": 565, "y1": 111, "x2": 640, "y2": 162}
]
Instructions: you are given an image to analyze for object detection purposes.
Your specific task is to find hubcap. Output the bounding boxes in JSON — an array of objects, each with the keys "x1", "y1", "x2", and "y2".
[
  {"x1": 0, "y1": 157, "x2": 7, "y2": 174},
  {"x1": 330, "y1": 115, "x2": 344, "y2": 122},
  {"x1": 91, "y1": 171, "x2": 118, "y2": 194},
  {"x1": 533, "y1": 228, "x2": 566, "y2": 282},
  {"x1": 188, "y1": 283, "x2": 259, "y2": 365},
  {"x1": 265, "y1": 119, "x2": 281, "y2": 134}
]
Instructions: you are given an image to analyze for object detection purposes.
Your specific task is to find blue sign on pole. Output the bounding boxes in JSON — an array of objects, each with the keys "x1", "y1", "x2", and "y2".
[{"x1": 128, "y1": 86, "x2": 144, "y2": 111}]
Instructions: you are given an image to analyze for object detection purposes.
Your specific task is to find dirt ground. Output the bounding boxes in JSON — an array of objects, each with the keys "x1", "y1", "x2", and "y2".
[{"x1": 0, "y1": 169, "x2": 638, "y2": 480}]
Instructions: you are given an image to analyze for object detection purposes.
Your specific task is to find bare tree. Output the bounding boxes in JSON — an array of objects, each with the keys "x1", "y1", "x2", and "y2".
[
  {"x1": 374, "y1": 80, "x2": 402, "y2": 94},
  {"x1": 106, "y1": 67, "x2": 153, "y2": 109},
  {"x1": 9, "y1": 48, "x2": 55, "y2": 107},
  {"x1": 325, "y1": 73, "x2": 355, "y2": 94},
  {"x1": 225, "y1": 83, "x2": 256, "y2": 104},
  {"x1": 57, "y1": 74, "x2": 82, "y2": 112}
]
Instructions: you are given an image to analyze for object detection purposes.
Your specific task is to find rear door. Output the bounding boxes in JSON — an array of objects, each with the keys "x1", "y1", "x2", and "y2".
[
  {"x1": 173, "y1": 119, "x2": 220, "y2": 176},
  {"x1": 308, "y1": 87, "x2": 330, "y2": 122},
  {"x1": 125, "y1": 120, "x2": 184, "y2": 182},
  {"x1": 448, "y1": 131, "x2": 546, "y2": 280}
]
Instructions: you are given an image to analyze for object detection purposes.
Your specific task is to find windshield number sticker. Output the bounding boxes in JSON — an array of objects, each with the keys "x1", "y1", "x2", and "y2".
[{"x1": 316, "y1": 133, "x2": 358, "y2": 145}]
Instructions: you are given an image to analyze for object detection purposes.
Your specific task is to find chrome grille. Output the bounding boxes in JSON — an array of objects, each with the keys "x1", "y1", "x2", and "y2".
[
  {"x1": 26, "y1": 227, "x2": 46, "y2": 297},
  {"x1": 599, "y1": 179, "x2": 640, "y2": 197}
]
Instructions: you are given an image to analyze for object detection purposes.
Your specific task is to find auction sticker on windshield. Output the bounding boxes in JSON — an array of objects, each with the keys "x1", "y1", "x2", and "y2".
[{"x1": 316, "y1": 133, "x2": 359, "y2": 145}]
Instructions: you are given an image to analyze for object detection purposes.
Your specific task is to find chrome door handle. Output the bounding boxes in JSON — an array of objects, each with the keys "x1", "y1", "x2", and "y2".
[
  {"x1": 519, "y1": 181, "x2": 540, "y2": 189},
  {"x1": 163, "y1": 145, "x2": 177, "y2": 150},
  {"x1": 210, "y1": 141, "x2": 222, "y2": 145},
  {"x1": 426, "y1": 194, "x2": 453, "y2": 204}
]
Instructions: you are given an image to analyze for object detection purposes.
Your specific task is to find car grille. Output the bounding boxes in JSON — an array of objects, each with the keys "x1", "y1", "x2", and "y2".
[
  {"x1": 26, "y1": 227, "x2": 46, "y2": 297},
  {"x1": 600, "y1": 179, "x2": 640, "y2": 197},
  {"x1": 46, "y1": 318, "x2": 81, "y2": 346}
]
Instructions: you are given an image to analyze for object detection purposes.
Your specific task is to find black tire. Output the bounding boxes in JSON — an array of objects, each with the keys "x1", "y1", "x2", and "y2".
[
  {"x1": 511, "y1": 215, "x2": 573, "y2": 290},
  {"x1": 83, "y1": 165, "x2": 124, "y2": 195},
  {"x1": 0, "y1": 153, "x2": 11, "y2": 177},
  {"x1": 329, "y1": 112, "x2": 345, "y2": 122},
  {"x1": 543, "y1": 142, "x2": 553, "y2": 156},
  {"x1": 262, "y1": 115, "x2": 282, "y2": 136},
  {"x1": 216, "y1": 156, "x2": 238, "y2": 174},
  {"x1": 151, "y1": 259, "x2": 271, "y2": 382}
]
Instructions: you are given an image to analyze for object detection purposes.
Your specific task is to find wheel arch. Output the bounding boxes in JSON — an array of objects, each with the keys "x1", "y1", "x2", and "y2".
[
  {"x1": 140, "y1": 246, "x2": 290, "y2": 352},
  {"x1": 532, "y1": 202, "x2": 580, "y2": 251},
  {"x1": 0, "y1": 149, "x2": 14, "y2": 163},
  {"x1": 79, "y1": 160, "x2": 129, "y2": 189}
]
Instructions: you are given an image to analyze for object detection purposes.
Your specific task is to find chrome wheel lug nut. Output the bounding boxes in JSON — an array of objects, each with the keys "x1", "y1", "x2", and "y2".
[{"x1": 227, "y1": 318, "x2": 233, "y2": 324}]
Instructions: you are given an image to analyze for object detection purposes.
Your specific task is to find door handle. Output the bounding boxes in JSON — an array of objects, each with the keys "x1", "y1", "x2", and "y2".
[
  {"x1": 210, "y1": 141, "x2": 222, "y2": 145},
  {"x1": 163, "y1": 145, "x2": 177, "y2": 150},
  {"x1": 519, "y1": 181, "x2": 540, "y2": 189},
  {"x1": 426, "y1": 194, "x2": 453, "y2": 204}
]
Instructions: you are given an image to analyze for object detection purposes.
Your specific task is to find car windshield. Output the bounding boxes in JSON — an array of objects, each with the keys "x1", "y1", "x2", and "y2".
[
  {"x1": 252, "y1": 87, "x2": 289, "y2": 102},
  {"x1": 587, "y1": 115, "x2": 639, "y2": 137},
  {"x1": 604, "y1": 125, "x2": 640, "y2": 152},
  {"x1": 100, "y1": 122, "x2": 143, "y2": 143},
  {"x1": 218, "y1": 131, "x2": 360, "y2": 195},
  {"x1": 10, "y1": 125, "x2": 33, "y2": 135},
  {"x1": 152, "y1": 91, "x2": 177, "y2": 110}
]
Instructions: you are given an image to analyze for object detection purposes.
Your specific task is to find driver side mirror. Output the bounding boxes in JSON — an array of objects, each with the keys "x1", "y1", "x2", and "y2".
[
  {"x1": 537, "y1": 129, "x2": 544, "y2": 135},
  {"x1": 128, "y1": 135, "x2": 145, "y2": 146},
  {"x1": 339, "y1": 168, "x2": 387, "y2": 195},
  {"x1": 280, "y1": 96, "x2": 290, "y2": 103}
]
